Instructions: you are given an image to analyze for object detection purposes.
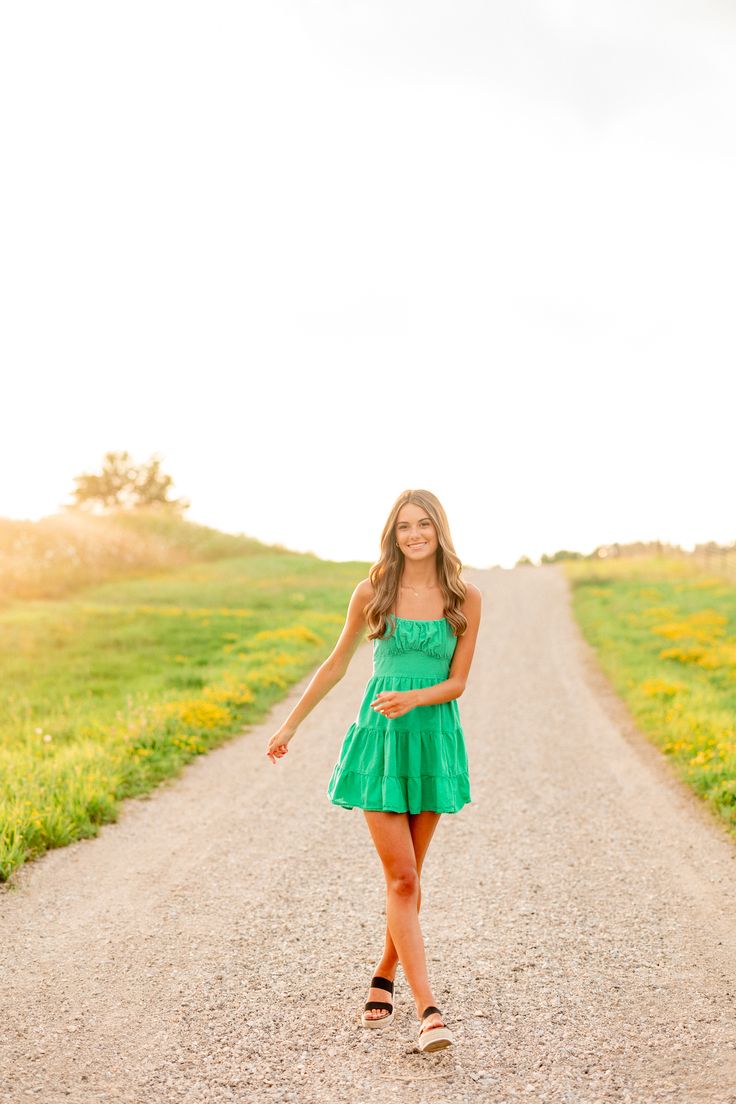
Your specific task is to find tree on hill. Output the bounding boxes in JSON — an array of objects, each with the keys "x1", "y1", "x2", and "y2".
[{"x1": 66, "y1": 451, "x2": 190, "y2": 514}]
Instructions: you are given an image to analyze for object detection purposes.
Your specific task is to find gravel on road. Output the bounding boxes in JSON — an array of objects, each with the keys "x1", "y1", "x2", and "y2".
[{"x1": 2, "y1": 565, "x2": 735, "y2": 1104}]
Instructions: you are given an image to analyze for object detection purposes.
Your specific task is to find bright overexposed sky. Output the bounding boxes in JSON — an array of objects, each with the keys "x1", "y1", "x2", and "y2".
[{"x1": 2, "y1": 1, "x2": 735, "y2": 568}]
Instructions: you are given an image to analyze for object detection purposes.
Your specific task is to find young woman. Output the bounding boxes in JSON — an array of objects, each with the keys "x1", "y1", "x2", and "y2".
[{"x1": 266, "y1": 489, "x2": 481, "y2": 1053}]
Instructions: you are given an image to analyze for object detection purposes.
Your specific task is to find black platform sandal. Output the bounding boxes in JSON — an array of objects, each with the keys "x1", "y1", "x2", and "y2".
[
  {"x1": 361, "y1": 975, "x2": 395, "y2": 1028},
  {"x1": 418, "y1": 1005, "x2": 453, "y2": 1052}
]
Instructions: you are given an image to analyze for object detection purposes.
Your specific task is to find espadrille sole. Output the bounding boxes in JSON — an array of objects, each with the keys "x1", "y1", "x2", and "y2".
[
  {"x1": 418, "y1": 1025, "x2": 453, "y2": 1052},
  {"x1": 362, "y1": 1007, "x2": 395, "y2": 1028}
]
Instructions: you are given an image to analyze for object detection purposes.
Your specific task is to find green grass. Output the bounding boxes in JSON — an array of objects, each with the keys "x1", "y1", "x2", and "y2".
[
  {"x1": 565, "y1": 557, "x2": 736, "y2": 839},
  {"x1": 0, "y1": 506, "x2": 273, "y2": 603},
  {"x1": 0, "y1": 551, "x2": 369, "y2": 883}
]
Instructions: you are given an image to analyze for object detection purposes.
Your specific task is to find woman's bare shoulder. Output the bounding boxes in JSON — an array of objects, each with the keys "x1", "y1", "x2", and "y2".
[
  {"x1": 460, "y1": 581, "x2": 483, "y2": 613},
  {"x1": 355, "y1": 578, "x2": 376, "y2": 604}
]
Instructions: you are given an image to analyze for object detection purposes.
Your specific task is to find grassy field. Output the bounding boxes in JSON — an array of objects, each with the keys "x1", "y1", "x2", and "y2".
[
  {"x1": 0, "y1": 507, "x2": 272, "y2": 604},
  {"x1": 9, "y1": 514, "x2": 734, "y2": 884},
  {"x1": 0, "y1": 548, "x2": 367, "y2": 883},
  {"x1": 565, "y1": 556, "x2": 736, "y2": 839}
]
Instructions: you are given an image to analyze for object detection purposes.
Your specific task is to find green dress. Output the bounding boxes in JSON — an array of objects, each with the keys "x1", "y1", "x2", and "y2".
[{"x1": 326, "y1": 616, "x2": 471, "y2": 814}]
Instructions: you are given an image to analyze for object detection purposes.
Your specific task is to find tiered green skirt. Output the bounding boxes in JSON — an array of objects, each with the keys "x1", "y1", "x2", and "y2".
[{"x1": 326, "y1": 673, "x2": 471, "y2": 814}]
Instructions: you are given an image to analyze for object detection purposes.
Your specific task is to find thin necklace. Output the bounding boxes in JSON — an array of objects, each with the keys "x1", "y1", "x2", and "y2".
[{"x1": 400, "y1": 582, "x2": 438, "y2": 597}]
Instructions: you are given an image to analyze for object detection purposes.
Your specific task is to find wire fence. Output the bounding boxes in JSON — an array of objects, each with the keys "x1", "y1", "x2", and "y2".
[{"x1": 690, "y1": 543, "x2": 736, "y2": 579}]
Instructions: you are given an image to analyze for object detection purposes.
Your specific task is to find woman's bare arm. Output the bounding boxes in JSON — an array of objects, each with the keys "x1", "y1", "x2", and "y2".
[{"x1": 265, "y1": 580, "x2": 372, "y2": 762}]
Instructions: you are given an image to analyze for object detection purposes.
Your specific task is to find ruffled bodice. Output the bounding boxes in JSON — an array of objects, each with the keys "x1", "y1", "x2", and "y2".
[{"x1": 372, "y1": 616, "x2": 457, "y2": 679}]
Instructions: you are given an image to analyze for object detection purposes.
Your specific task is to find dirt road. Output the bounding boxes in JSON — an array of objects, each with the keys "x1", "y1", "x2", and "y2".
[{"x1": 2, "y1": 565, "x2": 735, "y2": 1103}]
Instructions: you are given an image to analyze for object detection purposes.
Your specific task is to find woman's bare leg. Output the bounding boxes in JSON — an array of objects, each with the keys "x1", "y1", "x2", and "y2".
[
  {"x1": 375, "y1": 811, "x2": 440, "y2": 975},
  {"x1": 362, "y1": 812, "x2": 439, "y2": 1019},
  {"x1": 362, "y1": 810, "x2": 443, "y2": 1027}
]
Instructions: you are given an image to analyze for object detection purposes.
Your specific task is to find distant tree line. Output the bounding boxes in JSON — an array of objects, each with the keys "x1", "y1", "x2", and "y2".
[{"x1": 515, "y1": 538, "x2": 736, "y2": 568}]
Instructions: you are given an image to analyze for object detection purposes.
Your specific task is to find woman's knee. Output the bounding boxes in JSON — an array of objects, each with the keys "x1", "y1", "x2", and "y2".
[{"x1": 386, "y1": 866, "x2": 420, "y2": 898}]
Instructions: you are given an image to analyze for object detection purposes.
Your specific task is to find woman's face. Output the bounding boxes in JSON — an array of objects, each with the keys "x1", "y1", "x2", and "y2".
[{"x1": 395, "y1": 504, "x2": 438, "y2": 560}]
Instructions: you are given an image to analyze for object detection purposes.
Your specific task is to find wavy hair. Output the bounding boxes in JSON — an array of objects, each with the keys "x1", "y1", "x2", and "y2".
[{"x1": 364, "y1": 489, "x2": 467, "y2": 641}]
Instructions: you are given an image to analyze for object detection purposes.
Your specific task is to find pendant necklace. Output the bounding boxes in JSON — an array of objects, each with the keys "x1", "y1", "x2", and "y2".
[{"x1": 400, "y1": 582, "x2": 438, "y2": 597}]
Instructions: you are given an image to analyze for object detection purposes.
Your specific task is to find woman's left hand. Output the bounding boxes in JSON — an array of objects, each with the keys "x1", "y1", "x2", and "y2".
[{"x1": 370, "y1": 689, "x2": 420, "y2": 719}]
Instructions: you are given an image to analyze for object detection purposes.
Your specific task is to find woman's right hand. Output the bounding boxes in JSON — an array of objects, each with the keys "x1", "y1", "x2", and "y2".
[{"x1": 266, "y1": 725, "x2": 296, "y2": 763}]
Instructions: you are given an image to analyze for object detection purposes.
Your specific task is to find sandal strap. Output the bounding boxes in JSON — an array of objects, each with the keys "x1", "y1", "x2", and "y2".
[
  {"x1": 370, "y1": 975, "x2": 394, "y2": 994},
  {"x1": 420, "y1": 1005, "x2": 442, "y2": 1021},
  {"x1": 364, "y1": 1000, "x2": 393, "y2": 1012}
]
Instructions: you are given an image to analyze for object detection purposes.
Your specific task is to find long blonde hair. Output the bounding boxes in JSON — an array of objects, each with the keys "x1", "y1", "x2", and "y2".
[{"x1": 364, "y1": 489, "x2": 467, "y2": 641}]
